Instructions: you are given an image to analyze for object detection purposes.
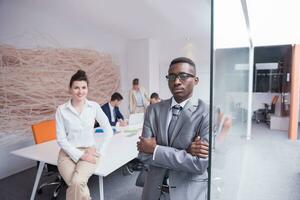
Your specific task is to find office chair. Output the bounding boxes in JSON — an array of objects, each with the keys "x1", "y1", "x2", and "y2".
[
  {"x1": 31, "y1": 119, "x2": 65, "y2": 200},
  {"x1": 253, "y1": 96, "x2": 279, "y2": 125},
  {"x1": 122, "y1": 158, "x2": 145, "y2": 176},
  {"x1": 264, "y1": 95, "x2": 279, "y2": 125}
]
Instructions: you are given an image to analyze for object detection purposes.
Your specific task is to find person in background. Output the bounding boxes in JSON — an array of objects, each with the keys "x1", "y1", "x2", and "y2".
[
  {"x1": 96, "y1": 92, "x2": 127, "y2": 127},
  {"x1": 129, "y1": 78, "x2": 149, "y2": 114},
  {"x1": 55, "y1": 70, "x2": 113, "y2": 200},
  {"x1": 137, "y1": 57, "x2": 209, "y2": 200},
  {"x1": 150, "y1": 92, "x2": 161, "y2": 104}
]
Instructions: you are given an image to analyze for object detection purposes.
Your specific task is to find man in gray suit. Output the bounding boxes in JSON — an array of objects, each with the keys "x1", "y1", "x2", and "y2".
[{"x1": 137, "y1": 57, "x2": 209, "y2": 200}]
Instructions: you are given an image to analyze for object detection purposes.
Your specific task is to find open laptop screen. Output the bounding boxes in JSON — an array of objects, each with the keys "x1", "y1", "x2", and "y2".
[{"x1": 128, "y1": 113, "x2": 144, "y2": 125}]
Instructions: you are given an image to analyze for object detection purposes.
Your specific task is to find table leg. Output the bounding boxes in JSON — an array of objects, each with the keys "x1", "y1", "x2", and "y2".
[
  {"x1": 30, "y1": 161, "x2": 45, "y2": 200},
  {"x1": 99, "y1": 176, "x2": 104, "y2": 200}
]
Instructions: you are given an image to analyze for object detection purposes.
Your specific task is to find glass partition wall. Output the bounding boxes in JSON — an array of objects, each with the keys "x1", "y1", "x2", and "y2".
[
  {"x1": 210, "y1": 48, "x2": 251, "y2": 200},
  {"x1": 209, "y1": 0, "x2": 252, "y2": 199}
]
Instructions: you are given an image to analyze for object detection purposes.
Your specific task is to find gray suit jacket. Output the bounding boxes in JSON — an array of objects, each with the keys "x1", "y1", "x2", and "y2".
[{"x1": 138, "y1": 97, "x2": 209, "y2": 200}]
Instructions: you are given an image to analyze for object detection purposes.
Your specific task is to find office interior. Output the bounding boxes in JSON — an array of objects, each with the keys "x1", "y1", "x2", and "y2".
[{"x1": 1, "y1": 0, "x2": 300, "y2": 200}]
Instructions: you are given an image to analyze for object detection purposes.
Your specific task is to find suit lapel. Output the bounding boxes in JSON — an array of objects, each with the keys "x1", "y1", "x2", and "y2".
[
  {"x1": 170, "y1": 97, "x2": 199, "y2": 145},
  {"x1": 105, "y1": 104, "x2": 112, "y2": 122},
  {"x1": 159, "y1": 99, "x2": 172, "y2": 146}
]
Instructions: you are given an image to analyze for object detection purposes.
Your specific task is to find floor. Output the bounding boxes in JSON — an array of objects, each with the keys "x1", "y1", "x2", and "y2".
[
  {"x1": 0, "y1": 165, "x2": 142, "y2": 200},
  {"x1": 1, "y1": 122, "x2": 300, "y2": 200},
  {"x1": 212, "y1": 122, "x2": 300, "y2": 200}
]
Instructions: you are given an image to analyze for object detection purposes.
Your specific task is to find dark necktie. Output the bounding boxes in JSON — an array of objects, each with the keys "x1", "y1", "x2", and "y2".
[{"x1": 167, "y1": 105, "x2": 182, "y2": 143}]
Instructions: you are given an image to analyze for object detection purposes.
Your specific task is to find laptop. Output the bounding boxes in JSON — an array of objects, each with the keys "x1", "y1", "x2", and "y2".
[{"x1": 128, "y1": 113, "x2": 144, "y2": 125}]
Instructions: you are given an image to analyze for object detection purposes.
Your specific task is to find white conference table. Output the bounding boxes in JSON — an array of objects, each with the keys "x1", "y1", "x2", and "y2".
[{"x1": 11, "y1": 125, "x2": 142, "y2": 200}]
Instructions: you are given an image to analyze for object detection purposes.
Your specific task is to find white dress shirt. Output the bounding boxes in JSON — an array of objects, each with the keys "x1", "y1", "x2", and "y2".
[
  {"x1": 153, "y1": 97, "x2": 190, "y2": 160},
  {"x1": 134, "y1": 90, "x2": 144, "y2": 107},
  {"x1": 108, "y1": 102, "x2": 116, "y2": 123},
  {"x1": 56, "y1": 99, "x2": 113, "y2": 163}
]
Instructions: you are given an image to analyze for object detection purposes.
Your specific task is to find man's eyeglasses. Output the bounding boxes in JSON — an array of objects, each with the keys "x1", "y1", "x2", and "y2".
[{"x1": 166, "y1": 72, "x2": 195, "y2": 81}]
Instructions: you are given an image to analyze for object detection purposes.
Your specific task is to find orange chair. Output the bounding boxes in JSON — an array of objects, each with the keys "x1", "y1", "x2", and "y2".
[
  {"x1": 31, "y1": 120, "x2": 65, "y2": 200},
  {"x1": 32, "y1": 120, "x2": 56, "y2": 144}
]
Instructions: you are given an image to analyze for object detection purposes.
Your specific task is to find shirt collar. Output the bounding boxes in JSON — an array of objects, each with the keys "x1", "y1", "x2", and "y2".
[
  {"x1": 109, "y1": 102, "x2": 115, "y2": 110},
  {"x1": 85, "y1": 99, "x2": 93, "y2": 107},
  {"x1": 66, "y1": 99, "x2": 92, "y2": 110},
  {"x1": 170, "y1": 96, "x2": 191, "y2": 109}
]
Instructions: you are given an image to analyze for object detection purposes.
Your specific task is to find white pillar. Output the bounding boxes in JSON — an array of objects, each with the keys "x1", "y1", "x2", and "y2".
[{"x1": 246, "y1": 47, "x2": 254, "y2": 140}]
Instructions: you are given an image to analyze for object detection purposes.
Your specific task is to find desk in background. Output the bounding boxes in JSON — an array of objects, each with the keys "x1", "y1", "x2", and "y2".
[
  {"x1": 270, "y1": 115, "x2": 289, "y2": 131},
  {"x1": 11, "y1": 124, "x2": 142, "y2": 200}
]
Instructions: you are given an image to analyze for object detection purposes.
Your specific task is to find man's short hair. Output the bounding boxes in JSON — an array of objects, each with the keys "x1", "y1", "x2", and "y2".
[
  {"x1": 150, "y1": 92, "x2": 159, "y2": 99},
  {"x1": 132, "y1": 78, "x2": 139, "y2": 85},
  {"x1": 111, "y1": 92, "x2": 123, "y2": 101},
  {"x1": 169, "y1": 57, "x2": 196, "y2": 70}
]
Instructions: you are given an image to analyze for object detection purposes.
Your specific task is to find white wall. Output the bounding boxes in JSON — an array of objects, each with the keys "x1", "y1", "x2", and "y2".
[
  {"x1": 158, "y1": 38, "x2": 211, "y2": 102},
  {"x1": 0, "y1": 0, "x2": 128, "y2": 178},
  {"x1": 148, "y1": 39, "x2": 160, "y2": 95},
  {"x1": 0, "y1": 0, "x2": 129, "y2": 108},
  {"x1": 252, "y1": 93, "x2": 281, "y2": 112},
  {"x1": 125, "y1": 37, "x2": 212, "y2": 104},
  {"x1": 0, "y1": 0, "x2": 210, "y2": 179},
  {"x1": 224, "y1": 92, "x2": 283, "y2": 118},
  {"x1": 127, "y1": 39, "x2": 151, "y2": 92},
  {"x1": 127, "y1": 38, "x2": 160, "y2": 101}
]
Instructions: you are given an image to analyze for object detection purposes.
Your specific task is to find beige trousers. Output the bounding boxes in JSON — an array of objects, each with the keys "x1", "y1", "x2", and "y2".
[{"x1": 57, "y1": 149, "x2": 99, "y2": 200}]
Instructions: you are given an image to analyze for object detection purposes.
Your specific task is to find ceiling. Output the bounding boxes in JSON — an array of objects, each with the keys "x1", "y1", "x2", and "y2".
[
  {"x1": 65, "y1": 0, "x2": 300, "y2": 48},
  {"x1": 68, "y1": 0, "x2": 300, "y2": 47},
  {"x1": 2, "y1": 0, "x2": 299, "y2": 47},
  {"x1": 215, "y1": 0, "x2": 300, "y2": 48},
  {"x1": 51, "y1": 0, "x2": 211, "y2": 41}
]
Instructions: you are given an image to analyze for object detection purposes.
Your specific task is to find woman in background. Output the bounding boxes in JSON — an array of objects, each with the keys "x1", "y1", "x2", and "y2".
[{"x1": 56, "y1": 69, "x2": 113, "y2": 200}]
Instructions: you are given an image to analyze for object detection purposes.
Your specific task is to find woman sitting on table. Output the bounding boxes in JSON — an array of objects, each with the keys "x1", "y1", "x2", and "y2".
[{"x1": 55, "y1": 69, "x2": 113, "y2": 200}]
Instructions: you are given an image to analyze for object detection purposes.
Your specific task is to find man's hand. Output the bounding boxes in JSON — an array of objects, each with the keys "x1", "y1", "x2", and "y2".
[
  {"x1": 187, "y1": 136, "x2": 209, "y2": 158},
  {"x1": 118, "y1": 119, "x2": 128, "y2": 127},
  {"x1": 137, "y1": 136, "x2": 157, "y2": 154},
  {"x1": 81, "y1": 147, "x2": 99, "y2": 164}
]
